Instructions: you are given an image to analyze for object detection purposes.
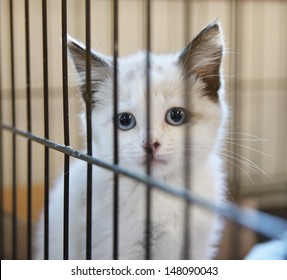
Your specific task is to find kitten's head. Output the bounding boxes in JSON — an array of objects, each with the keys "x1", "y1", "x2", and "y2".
[{"x1": 68, "y1": 22, "x2": 226, "y2": 180}]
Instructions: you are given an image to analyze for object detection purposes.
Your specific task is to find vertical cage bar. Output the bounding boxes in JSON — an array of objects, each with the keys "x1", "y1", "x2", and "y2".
[
  {"x1": 61, "y1": 0, "x2": 70, "y2": 260},
  {"x1": 252, "y1": 1, "x2": 265, "y2": 187},
  {"x1": 9, "y1": 0, "x2": 17, "y2": 260},
  {"x1": 85, "y1": 0, "x2": 93, "y2": 260},
  {"x1": 145, "y1": 0, "x2": 152, "y2": 260},
  {"x1": 0, "y1": 0, "x2": 3, "y2": 259},
  {"x1": 112, "y1": 0, "x2": 119, "y2": 260},
  {"x1": 276, "y1": 1, "x2": 287, "y2": 188},
  {"x1": 283, "y1": 0, "x2": 287, "y2": 184},
  {"x1": 42, "y1": 0, "x2": 50, "y2": 260},
  {"x1": 228, "y1": 0, "x2": 239, "y2": 201},
  {"x1": 25, "y1": 0, "x2": 33, "y2": 260},
  {"x1": 229, "y1": 0, "x2": 241, "y2": 260},
  {"x1": 183, "y1": 0, "x2": 191, "y2": 260}
]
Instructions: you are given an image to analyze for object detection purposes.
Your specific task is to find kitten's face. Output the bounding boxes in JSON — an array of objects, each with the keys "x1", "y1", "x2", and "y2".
[{"x1": 68, "y1": 23, "x2": 226, "y2": 179}]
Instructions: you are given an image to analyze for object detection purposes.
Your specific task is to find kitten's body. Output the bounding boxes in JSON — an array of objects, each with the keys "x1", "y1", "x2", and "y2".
[{"x1": 34, "y1": 23, "x2": 227, "y2": 259}]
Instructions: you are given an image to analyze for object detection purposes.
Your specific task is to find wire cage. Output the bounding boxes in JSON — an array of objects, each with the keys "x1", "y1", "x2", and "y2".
[{"x1": 0, "y1": 0, "x2": 287, "y2": 260}]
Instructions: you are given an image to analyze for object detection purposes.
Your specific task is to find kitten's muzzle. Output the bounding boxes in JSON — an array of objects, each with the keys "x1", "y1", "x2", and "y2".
[{"x1": 143, "y1": 141, "x2": 160, "y2": 155}]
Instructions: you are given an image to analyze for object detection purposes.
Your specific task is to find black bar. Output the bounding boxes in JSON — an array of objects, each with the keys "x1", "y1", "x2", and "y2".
[
  {"x1": 282, "y1": 0, "x2": 287, "y2": 183},
  {"x1": 85, "y1": 0, "x2": 93, "y2": 260},
  {"x1": 61, "y1": 0, "x2": 70, "y2": 260},
  {"x1": 112, "y1": 0, "x2": 119, "y2": 260},
  {"x1": 276, "y1": 1, "x2": 286, "y2": 187},
  {"x1": 145, "y1": 0, "x2": 152, "y2": 260},
  {"x1": 42, "y1": 0, "x2": 50, "y2": 260},
  {"x1": 0, "y1": 2, "x2": 3, "y2": 259},
  {"x1": 9, "y1": 0, "x2": 17, "y2": 260},
  {"x1": 24, "y1": 0, "x2": 32, "y2": 260},
  {"x1": 229, "y1": 0, "x2": 241, "y2": 260},
  {"x1": 183, "y1": 0, "x2": 191, "y2": 260},
  {"x1": 228, "y1": 0, "x2": 239, "y2": 205}
]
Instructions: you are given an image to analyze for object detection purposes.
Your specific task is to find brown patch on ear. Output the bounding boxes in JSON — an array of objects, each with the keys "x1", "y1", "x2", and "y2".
[
  {"x1": 67, "y1": 38, "x2": 112, "y2": 105},
  {"x1": 179, "y1": 23, "x2": 223, "y2": 102}
]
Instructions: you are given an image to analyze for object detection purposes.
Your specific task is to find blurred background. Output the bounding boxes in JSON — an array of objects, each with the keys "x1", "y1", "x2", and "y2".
[{"x1": 0, "y1": 0, "x2": 287, "y2": 259}]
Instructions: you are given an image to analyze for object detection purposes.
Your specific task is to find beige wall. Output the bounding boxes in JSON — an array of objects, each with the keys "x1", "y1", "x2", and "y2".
[{"x1": 1, "y1": 0, "x2": 287, "y2": 210}]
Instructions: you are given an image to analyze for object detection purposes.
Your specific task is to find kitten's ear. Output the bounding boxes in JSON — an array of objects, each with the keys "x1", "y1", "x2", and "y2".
[
  {"x1": 67, "y1": 35, "x2": 112, "y2": 104},
  {"x1": 179, "y1": 22, "x2": 223, "y2": 101}
]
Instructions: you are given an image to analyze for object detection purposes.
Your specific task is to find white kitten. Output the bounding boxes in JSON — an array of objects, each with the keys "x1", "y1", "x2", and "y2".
[{"x1": 34, "y1": 22, "x2": 227, "y2": 260}]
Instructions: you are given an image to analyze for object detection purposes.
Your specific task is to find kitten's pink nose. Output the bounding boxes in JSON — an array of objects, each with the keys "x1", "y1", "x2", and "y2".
[{"x1": 142, "y1": 140, "x2": 161, "y2": 155}]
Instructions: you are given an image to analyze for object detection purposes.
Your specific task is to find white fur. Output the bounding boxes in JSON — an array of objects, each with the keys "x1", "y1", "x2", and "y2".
[{"x1": 34, "y1": 24, "x2": 227, "y2": 260}]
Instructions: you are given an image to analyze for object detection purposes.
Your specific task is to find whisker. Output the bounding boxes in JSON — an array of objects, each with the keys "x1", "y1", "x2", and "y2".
[
  {"x1": 222, "y1": 140, "x2": 271, "y2": 157},
  {"x1": 220, "y1": 152, "x2": 259, "y2": 174},
  {"x1": 222, "y1": 155, "x2": 255, "y2": 185},
  {"x1": 91, "y1": 32, "x2": 103, "y2": 53},
  {"x1": 222, "y1": 150, "x2": 257, "y2": 172},
  {"x1": 221, "y1": 149, "x2": 275, "y2": 184},
  {"x1": 223, "y1": 137, "x2": 269, "y2": 142},
  {"x1": 178, "y1": 154, "x2": 202, "y2": 168},
  {"x1": 168, "y1": 16, "x2": 175, "y2": 52},
  {"x1": 197, "y1": 73, "x2": 243, "y2": 81},
  {"x1": 225, "y1": 131, "x2": 264, "y2": 139},
  {"x1": 223, "y1": 50, "x2": 244, "y2": 58},
  {"x1": 224, "y1": 186, "x2": 236, "y2": 202}
]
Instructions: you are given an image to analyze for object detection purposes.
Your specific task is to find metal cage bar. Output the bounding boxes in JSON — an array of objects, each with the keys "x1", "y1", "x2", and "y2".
[
  {"x1": 183, "y1": 0, "x2": 192, "y2": 260},
  {"x1": 42, "y1": 0, "x2": 50, "y2": 260},
  {"x1": 9, "y1": 0, "x2": 17, "y2": 260},
  {"x1": 85, "y1": 0, "x2": 93, "y2": 260},
  {"x1": 283, "y1": 1, "x2": 287, "y2": 182},
  {"x1": 0, "y1": 0, "x2": 3, "y2": 260},
  {"x1": 276, "y1": 1, "x2": 287, "y2": 189},
  {"x1": 145, "y1": 0, "x2": 152, "y2": 260},
  {"x1": 24, "y1": 0, "x2": 32, "y2": 260},
  {"x1": 112, "y1": 0, "x2": 119, "y2": 261},
  {"x1": 229, "y1": 0, "x2": 241, "y2": 260},
  {"x1": 61, "y1": 0, "x2": 70, "y2": 260}
]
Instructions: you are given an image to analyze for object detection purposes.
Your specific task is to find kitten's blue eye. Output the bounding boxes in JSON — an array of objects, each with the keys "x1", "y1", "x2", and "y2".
[
  {"x1": 165, "y1": 107, "x2": 187, "y2": 126},
  {"x1": 117, "y1": 112, "x2": 136, "y2": 130}
]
